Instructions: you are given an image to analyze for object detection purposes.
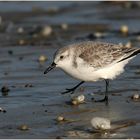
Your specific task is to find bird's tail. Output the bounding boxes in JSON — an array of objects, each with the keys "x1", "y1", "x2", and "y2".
[{"x1": 118, "y1": 48, "x2": 140, "y2": 63}]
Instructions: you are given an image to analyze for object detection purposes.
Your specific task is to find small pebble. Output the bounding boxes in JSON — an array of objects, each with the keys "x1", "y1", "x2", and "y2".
[
  {"x1": 25, "y1": 84, "x2": 33, "y2": 88},
  {"x1": 61, "y1": 23, "x2": 68, "y2": 30},
  {"x1": 86, "y1": 33, "x2": 96, "y2": 40},
  {"x1": 17, "y1": 27, "x2": 24, "y2": 34},
  {"x1": 18, "y1": 124, "x2": 29, "y2": 131},
  {"x1": 72, "y1": 95, "x2": 85, "y2": 105},
  {"x1": 4, "y1": 72, "x2": 8, "y2": 76},
  {"x1": 39, "y1": 55, "x2": 47, "y2": 62},
  {"x1": 131, "y1": 93, "x2": 140, "y2": 101},
  {"x1": 91, "y1": 117, "x2": 111, "y2": 130},
  {"x1": 56, "y1": 136, "x2": 61, "y2": 139},
  {"x1": 2, "y1": 110, "x2": 7, "y2": 113},
  {"x1": 41, "y1": 26, "x2": 52, "y2": 37},
  {"x1": 42, "y1": 104, "x2": 45, "y2": 106},
  {"x1": 19, "y1": 39, "x2": 26, "y2": 45},
  {"x1": 94, "y1": 32, "x2": 106, "y2": 38},
  {"x1": 76, "y1": 95, "x2": 85, "y2": 102},
  {"x1": 1, "y1": 86, "x2": 10, "y2": 96},
  {"x1": 120, "y1": 25, "x2": 128, "y2": 35},
  {"x1": 133, "y1": 94, "x2": 139, "y2": 99},
  {"x1": 19, "y1": 56, "x2": 24, "y2": 61},
  {"x1": 57, "y1": 116, "x2": 65, "y2": 122},
  {"x1": 8, "y1": 50, "x2": 13, "y2": 55},
  {"x1": 0, "y1": 107, "x2": 6, "y2": 113}
]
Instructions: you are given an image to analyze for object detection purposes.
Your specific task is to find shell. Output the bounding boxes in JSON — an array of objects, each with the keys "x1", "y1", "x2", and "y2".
[
  {"x1": 120, "y1": 25, "x2": 128, "y2": 35},
  {"x1": 39, "y1": 55, "x2": 47, "y2": 62},
  {"x1": 18, "y1": 124, "x2": 29, "y2": 131},
  {"x1": 133, "y1": 94, "x2": 139, "y2": 99},
  {"x1": 57, "y1": 116, "x2": 65, "y2": 122},
  {"x1": 91, "y1": 117, "x2": 111, "y2": 130},
  {"x1": 41, "y1": 26, "x2": 52, "y2": 37},
  {"x1": 72, "y1": 95, "x2": 85, "y2": 105},
  {"x1": 131, "y1": 94, "x2": 140, "y2": 101},
  {"x1": 75, "y1": 95, "x2": 85, "y2": 102}
]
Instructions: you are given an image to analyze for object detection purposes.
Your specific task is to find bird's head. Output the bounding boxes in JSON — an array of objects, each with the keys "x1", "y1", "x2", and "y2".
[{"x1": 44, "y1": 47, "x2": 71, "y2": 74}]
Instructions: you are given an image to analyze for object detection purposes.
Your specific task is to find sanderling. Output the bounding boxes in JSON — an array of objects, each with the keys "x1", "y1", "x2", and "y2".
[{"x1": 44, "y1": 41, "x2": 140, "y2": 104}]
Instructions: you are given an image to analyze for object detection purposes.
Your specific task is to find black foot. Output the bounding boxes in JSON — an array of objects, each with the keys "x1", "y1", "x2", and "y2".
[
  {"x1": 61, "y1": 81, "x2": 85, "y2": 95},
  {"x1": 61, "y1": 88, "x2": 76, "y2": 94},
  {"x1": 94, "y1": 96, "x2": 108, "y2": 105}
]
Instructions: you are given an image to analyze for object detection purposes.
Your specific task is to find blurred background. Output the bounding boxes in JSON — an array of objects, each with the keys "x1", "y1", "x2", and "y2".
[
  {"x1": 1, "y1": 1, "x2": 140, "y2": 47},
  {"x1": 0, "y1": 1, "x2": 140, "y2": 139}
]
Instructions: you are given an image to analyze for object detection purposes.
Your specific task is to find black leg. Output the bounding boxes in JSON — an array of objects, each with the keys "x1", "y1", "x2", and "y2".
[
  {"x1": 104, "y1": 79, "x2": 109, "y2": 104},
  {"x1": 61, "y1": 81, "x2": 85, "y2": 94},
  {"x1": 94, "y1": 79, "x2": 109, "y2": 105}
]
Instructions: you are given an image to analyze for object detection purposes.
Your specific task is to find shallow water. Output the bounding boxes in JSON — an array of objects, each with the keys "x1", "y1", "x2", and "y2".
[{"x1": 0, "y1": 1, "x2": 140, "y2": 138}]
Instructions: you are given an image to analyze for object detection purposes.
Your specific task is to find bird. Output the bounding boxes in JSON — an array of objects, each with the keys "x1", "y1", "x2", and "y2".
[{"x1": 44, "y1": 41, "x2": 140, "y2": 104}]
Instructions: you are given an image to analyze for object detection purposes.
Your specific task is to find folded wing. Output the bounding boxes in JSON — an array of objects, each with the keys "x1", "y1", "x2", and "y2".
[{"x1": 78, "y1": 41, "x2": 140, "y2": 70}]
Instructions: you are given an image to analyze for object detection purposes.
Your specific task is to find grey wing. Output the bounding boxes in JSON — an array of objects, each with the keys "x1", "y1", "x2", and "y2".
[{"x1": 78, "y1": 41, "x2": 139, "y2": 69}]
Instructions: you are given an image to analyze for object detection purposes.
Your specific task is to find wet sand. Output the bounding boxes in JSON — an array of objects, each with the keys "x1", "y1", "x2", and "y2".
[{"x1": 0, "y1": 1, "x2": 140, "y2": 138}]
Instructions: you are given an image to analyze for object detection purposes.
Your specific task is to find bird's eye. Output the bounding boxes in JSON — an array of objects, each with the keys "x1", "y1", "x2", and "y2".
[{"x1": 60, "y1": 56, "x2": 64, "y2": 59}]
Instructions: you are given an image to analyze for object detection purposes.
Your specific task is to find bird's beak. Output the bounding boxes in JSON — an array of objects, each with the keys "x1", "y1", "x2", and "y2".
[{"x1": 44, "y1": 62, "x2": 56, "y2": 74}]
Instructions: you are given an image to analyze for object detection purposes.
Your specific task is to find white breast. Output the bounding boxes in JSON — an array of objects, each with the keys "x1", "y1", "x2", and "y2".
[{"x1": 60, "y1": 56, "x2": 134, "y2": 82}]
